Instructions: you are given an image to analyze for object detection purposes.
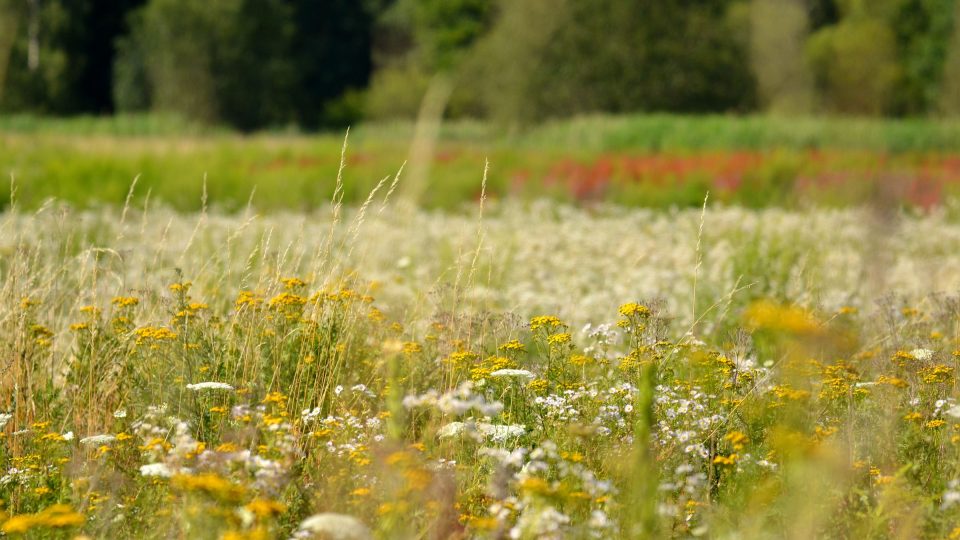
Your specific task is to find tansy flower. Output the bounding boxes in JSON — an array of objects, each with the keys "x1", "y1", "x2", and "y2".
[
  {"x1": 245, "y1": 499, "x2": 286, "y2": 518},
  {"x1": 713, "y1": 454, "x2": 738, "y2": 466},
  {"x1": 499, "y1": 339, "x2": 526, "y2": 353},
  {"x1": 724, "y1": 431, "x2": 748, "y2": 450},
  {"x1": 111, "y1": 296, "x2": 139, "y2": 308},
  {"x1": 281, "y1": 277, "x2": 306, "y2": 289},
  {"x1": 1, "y1": 504, "x2": 84, "y2": 533},
  {"x1": 530, "y1": 315, "x2": 563, "y2": 331},
  {"x1": 618, "y1": 302, "x2": 651, "y2": 318}
]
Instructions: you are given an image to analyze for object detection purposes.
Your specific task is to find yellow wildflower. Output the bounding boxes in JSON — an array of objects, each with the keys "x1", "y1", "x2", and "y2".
[
  {"x1": 713, "y1": 454, "x2": 738, "y2": 466},
  {"x1": 111, "y1": 296, "x2": 139, "y2": 308},
  {"x1": 618, "y1": 302, "x2": 651, "y2": 318},
  {"x1": 281, "y1": 277, "x2": 306, "y2": 290},
  {"x1": 171, "y1": 473, "x2": 246, "y2": 503},
  {"x1": 245, "y1": 499, "x2": 286, "y2": 518},
  {"x1": 499, "y1": 339, "x2": 526, "y2": 353},
  {"x1": 530, "y1": 315, "x2": 563, "y2": 331}
]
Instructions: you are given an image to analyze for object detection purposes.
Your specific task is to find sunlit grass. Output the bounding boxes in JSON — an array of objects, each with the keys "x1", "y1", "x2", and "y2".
[{"x1": 2, "y1": 178, "x2": 960, "y2": 537}]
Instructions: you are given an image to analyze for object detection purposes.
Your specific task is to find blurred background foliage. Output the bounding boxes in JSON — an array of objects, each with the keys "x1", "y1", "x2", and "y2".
[{"x1": 0, "y1": 0, "x2": 959, "y2": 130}]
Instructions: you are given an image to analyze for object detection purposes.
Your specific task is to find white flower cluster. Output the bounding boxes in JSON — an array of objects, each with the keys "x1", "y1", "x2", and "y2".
[
  {"x1": 403, "y1": 381, "x2": 504, "y2": 417},
  {"x1": 293, "y1": 513, "x2": 372, "y2": 540},
  {"x1": 185, "y1": 381, "x2": 235, "y2": 391},
  {"x1": 479, "y1": 440, "x2": 616, "y2": 539},
  {"x1": 438, "y1": 421, "x2": 526, "y2": 442}
]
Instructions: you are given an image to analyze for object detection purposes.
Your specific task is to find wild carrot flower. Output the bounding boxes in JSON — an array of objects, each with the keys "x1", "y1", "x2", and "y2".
[{"x1": 185, "y1": 382, "x2": 235, "y2": 391}]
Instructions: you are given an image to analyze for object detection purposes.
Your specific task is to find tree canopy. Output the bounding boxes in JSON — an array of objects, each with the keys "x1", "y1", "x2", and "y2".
[{"x1": 0, "y1": 0, "x2": 958, "y2": 129}]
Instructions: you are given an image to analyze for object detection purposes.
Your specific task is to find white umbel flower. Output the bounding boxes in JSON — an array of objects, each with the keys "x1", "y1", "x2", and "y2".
[
  {"x1": 185, "y1": 382, "x2": 235, "y2": 391},
  {"x1": 139, "y1": 463, "x2": 173, "y2": 477},
  {"x1": 298, "y1": 513, "x2": 372, "y2": 540},
  {"x1": 438, "y1": 421, "x2": 526, "y2": 442},
  {"x1": 80, "y1": 434, "x2": 117, "y2": 446},
  {"x1": 489, "y1": 369, "x2": 535, "y2": 379},
  {"x1": 911, "y1": 348, "x2": 934, "y2": 361}
]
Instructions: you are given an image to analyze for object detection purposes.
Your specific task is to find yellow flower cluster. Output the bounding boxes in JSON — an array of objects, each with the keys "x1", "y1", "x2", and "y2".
[
  {"x1": 920, "y1": 364, "x2": 953, "y2": 384},
  {"x1": 530, "y1": 315, "x2": 563, "y2": 332},
  {"x1": 134, "y1": 326, "x2": 178, "y2": 346},
  {"x1": 244, "y1": 498, "x2": 286, "y2": 518},
  {"x1": 111, "y1": 296, "x2": 139, "y2": 308},
  {"x1": 470, "y1": 355, "x2": 516, "y2": 380},
  {"x1": 724, "y1": 431, "x2": 748, "y2": 451},
  {"x1": 527, "y1": 378, "x2": 549, "y2": 392},
  {"x1": 171, "y1": 473, "x2": 247, "y2": 503},
  {"x1": 268, "y1": 292, "x2": 307, "y2": 309},
  {"x1": 618, "y1": 302, "x2": 651, "y2": 318},
  {"x1": 743, "y1": 300, "x2": 820, "y2": 335},
  {"x1": 713, "y1": 454, "x2": 738, "y2": 466},
  {"x1": 444, "y1": 350, "x2": 478, "y2": 368},
  {"x1": 1, "y1": 504, "x2": 84, "y2": 534},
  {"x1": 169, "y1": 281, "x2": 192, "y2": 293},
  {"x1": 499, "y1": 339, "x2": 526, "y2": 353},
  {"x1": 235, "y1": 290, "x2": 263, "y2": 309},
  {"x1": 281, "y1": 277, "x2": 307, "y2": 290}
]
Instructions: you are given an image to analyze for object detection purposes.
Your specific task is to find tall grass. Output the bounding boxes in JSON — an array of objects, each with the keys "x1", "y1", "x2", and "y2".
[{"x1": 3, "y1": 162, "x2": 960, "y2": 537}]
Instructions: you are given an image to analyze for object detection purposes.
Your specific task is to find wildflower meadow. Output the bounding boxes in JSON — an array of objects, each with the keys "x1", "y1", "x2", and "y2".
[{"x1": 3, "y1": 143, "x2": 960, "y2": 540}]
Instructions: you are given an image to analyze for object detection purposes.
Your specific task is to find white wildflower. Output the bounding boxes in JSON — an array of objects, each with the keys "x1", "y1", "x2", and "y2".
[
  {"x1": 80, "y1": 434, "x2": 117, "y2": 446},
  {"x1": 437, "y1": 422, "x2": 467, "y2": 438},
  {"x1": 490, "y1": 369, "x2": 535, "y2": 379},
  {"x1": 478, "y1": 423, "x2": 526, "y2": 442},
  {"x1": 186, "y1": 382, "x2": 235, "y2": 391},
  {"x1": 298, "y1": 513, "x2": 372, "y2": 540},
  {"x1": 944, "y1": 489, "x2": 960, "y2": 509},
  {"x1": 139, "y1": 463, "x2": 173, "y2": 477},
  {"x1": 438, "y1": 421, "x2": 525, "y2": 442}
]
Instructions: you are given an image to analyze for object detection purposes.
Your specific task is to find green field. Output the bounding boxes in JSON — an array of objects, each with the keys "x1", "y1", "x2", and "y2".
[{"x1": 5, "y1": 114, "x2": 960, "y2": 211}]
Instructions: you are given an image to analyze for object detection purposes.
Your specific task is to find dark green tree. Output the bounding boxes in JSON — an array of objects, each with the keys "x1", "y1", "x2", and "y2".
[
  {"x1": 411, "y1": 0, "x2": 492, "y2": 70},
  {"x1": 468, "y1": 0, "x2": 755, "y2": 122},
  {"x1": 890, "y1": 0, "x2": 956, "y2": 114},
  {"x1": 0, "y1": 0, "x2": 145, "y2": 114},
  {"x1": 115, "y1": 0, "x2": 297, "y2": 130},
  {"x1": 286, "y1": 0, "x2": 375, "y2": 128}
]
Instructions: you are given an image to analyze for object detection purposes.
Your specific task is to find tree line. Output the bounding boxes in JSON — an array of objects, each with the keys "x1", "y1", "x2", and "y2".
[{"x1": 1, "y1": 0, "x2": 959, "y2": 130}]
